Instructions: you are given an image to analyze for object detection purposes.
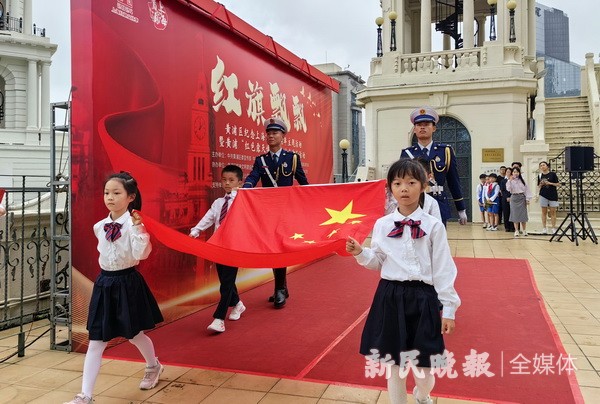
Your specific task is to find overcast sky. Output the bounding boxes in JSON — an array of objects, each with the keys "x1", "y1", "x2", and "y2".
[{"x1": 32, "y1": 0, "x2": 599, "y2": 103}]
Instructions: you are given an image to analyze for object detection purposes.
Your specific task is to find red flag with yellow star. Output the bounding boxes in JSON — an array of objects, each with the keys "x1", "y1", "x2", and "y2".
[{"x1": 139, "y1": 180, "x2": 386, "y2": 267}]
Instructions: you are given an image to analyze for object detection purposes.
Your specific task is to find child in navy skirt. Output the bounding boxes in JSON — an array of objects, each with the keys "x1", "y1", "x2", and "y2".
[
  {"x1": 347, "y1": 159, "x2": 461, "y2": 404},
  {"x1": 66, "y1": 172, "x2": 164, "y2": 404}
]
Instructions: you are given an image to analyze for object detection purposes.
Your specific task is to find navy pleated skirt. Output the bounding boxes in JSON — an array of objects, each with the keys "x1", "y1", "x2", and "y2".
[
  {"x1": 87, "y1": 267, "x2": 164, "y2": 342},
  {"x1": 360, "y1": 279, "x2": 444, "y2": 368}
]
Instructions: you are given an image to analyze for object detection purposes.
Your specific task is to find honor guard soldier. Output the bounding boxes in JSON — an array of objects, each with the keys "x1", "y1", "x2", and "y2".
[
  {"x1": 401, "y1": 107, "x2": 468, "y2": 225},
  {"x1": 243, "y1": 117, "x2": 309, "y2": 308}
]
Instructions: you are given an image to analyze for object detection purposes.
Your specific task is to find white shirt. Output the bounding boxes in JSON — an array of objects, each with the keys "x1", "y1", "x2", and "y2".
[
  {"x1": 93, "y1": 210, "x2": 152, "y2": 271},
  {"x1": 419, "y1": 141, "x2": 433, "y2": 153},
  {"x1": 485, "y1": 182, "x2": 500, "y2": 203},
  {"x1": 476, "y1": 182, "x2": 486, "y2": 204},
  {"x1": 190, "y1": 191, "x2": 237, "y2": 237},
  {"x1": 355, "y1": 207, "x2": 461, "y2": 319},
  {"x1": 506, "y1": 178, "x2": 533, "y2": 201}
]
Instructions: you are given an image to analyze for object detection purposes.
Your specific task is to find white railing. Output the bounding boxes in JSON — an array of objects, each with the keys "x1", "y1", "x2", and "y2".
[{"x1": 399, "y1": 49, "x2": 481, "y2": 74}]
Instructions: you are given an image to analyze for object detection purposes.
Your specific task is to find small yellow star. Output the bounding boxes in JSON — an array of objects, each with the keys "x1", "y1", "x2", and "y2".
[
  {"x1": 350, "y1": 220, "x2": 362, "y2": 224},
  {"x1": 303, "y1": 240, "x2": 316, "y2": 244},
  {"x1": 290, "y1": 233, "x2": 304, "y2": 240},
  {"x1": 320, "y1": 201, "x2": 366, "y2": 226},
  {"x1": 327, "y1": 229, "x2": 339, "y2": 239}
]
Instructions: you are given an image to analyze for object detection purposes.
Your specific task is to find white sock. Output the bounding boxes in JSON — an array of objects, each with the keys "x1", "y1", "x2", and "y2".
[
  {"x1": 129, "y1": 331, "x2": 158, "y2": 367},
  {"x1": 81, "y1": 340, "x2": 108, "y2": 397},
  {"x1": 387, "y1": 365, "x2": 408, "y2": 404},
  {"x1": 413, "y1": 367, "x2": 435, "y2": 400}
]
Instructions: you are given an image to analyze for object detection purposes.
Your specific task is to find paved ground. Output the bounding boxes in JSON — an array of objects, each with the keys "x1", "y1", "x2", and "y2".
[{"x1": 0, "y1": 223, "x2": 598, "y2": 403}]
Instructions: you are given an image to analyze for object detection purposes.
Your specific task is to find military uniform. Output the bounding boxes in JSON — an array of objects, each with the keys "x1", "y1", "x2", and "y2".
[
  {"x1": 242, "y1": 117, "x2": 308, "y2": 308},
  {"x1": 401, "y1": 143, "x2": 465, "y2": 224},
  {"x1": 243, "y1": 149, "x2": 308, "y2": 188}
]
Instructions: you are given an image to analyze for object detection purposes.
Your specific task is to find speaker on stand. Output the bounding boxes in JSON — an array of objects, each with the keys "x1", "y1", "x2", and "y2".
[{"x1": 550, "y1": 146, "x2": 598, "y2": 245}]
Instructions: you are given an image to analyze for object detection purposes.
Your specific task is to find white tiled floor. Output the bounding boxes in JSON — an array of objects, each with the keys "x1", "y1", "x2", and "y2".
[{"x1": 0, "y1": 223, "x2": 598, "y2": 403}]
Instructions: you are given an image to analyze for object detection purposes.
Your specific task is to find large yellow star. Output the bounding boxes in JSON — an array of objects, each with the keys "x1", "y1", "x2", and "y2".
[{"x1": 320, "y1": 201, "x2": 366, "y2": 226}]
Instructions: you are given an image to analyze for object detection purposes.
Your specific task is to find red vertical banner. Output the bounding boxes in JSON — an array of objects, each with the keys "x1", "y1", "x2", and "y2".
[{"x1": 70, "y1": 0, "x2": 335, "y2": 350}]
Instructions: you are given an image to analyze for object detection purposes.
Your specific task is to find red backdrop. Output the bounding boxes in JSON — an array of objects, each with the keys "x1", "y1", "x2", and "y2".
[{"x1": 70, "y1": 0, "x2": 335, "y2": 350}]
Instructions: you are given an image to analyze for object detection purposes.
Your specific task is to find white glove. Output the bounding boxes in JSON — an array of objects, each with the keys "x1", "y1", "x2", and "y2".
[
  {"x1": 189, "y1": 229, "x2": 200, "y2": 238},
  {"x1": 458, "y1": 210, "x2": 468, "y2": 225}
]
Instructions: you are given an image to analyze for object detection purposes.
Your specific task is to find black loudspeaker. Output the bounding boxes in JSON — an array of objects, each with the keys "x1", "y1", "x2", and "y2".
[{"x1": 565, "y1": 146, "x2": 594, "y2": 172}]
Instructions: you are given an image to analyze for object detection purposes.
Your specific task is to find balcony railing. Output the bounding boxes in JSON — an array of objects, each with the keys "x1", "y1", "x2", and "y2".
[
  {"x1": 0, "y1": 13, "x2": 23, "y2": 33},
  {"x1": 32, "y1": 23, "x2": 46, "y2": 37},
  {"x1": 399, "y1": 49, "x2": 482, "y2": 74}
]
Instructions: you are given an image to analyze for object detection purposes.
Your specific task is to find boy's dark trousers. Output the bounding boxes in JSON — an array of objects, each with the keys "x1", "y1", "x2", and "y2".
[{"x1": 213, "y1": 263, "x2": 240, "y2": 320}]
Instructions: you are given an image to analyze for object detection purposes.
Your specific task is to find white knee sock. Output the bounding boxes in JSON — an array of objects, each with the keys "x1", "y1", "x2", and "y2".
[
  {"x1": 129, "y1": 331, "x2": 158, "y2": 367},
  {"x1": 413, "y1": 367, "x2": 435, "y2": 400},
  {"x1": 81, "y1": 340, "x2": 108, "y2": 397},
  {"x1": 387, "y1": 365, "x2": 408, "y2": 404}
]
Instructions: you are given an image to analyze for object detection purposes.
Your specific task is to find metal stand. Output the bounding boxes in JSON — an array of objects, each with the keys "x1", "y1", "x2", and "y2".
[
  {"x1": 50, "y1": 101, "x2": 72, "y2": 351},
  {"x1": 550, "y1": 171, "x2": 598, "y2": 245}
]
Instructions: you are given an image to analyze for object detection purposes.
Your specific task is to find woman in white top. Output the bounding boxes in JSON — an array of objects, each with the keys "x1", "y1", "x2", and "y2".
[{"x1": 506, "y1": 166, "x2": 533, "y2": 237}]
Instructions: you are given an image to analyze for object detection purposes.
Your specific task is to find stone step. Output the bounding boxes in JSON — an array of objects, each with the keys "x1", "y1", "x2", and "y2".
[
  {"x1": 546, "y1": 133, "x2": 592, "y2": 139},
  {"x1": 545, "y1": 96, "x2": 588, "y2": 103},
  {"x1": 545, "y1": 107, "x2": 590, "y2": 114},
  {"x1": 546, "y1": 100, "x2": 589, "y2": 106},
  {"x1": 545, "y1": 118, "x2": 590, "y2": 124},
  {"x1": 545, "y1": 123, "x2": 592, "y2": 130},
  {"x1": 544, "y1": 95, "x2": 593, "y2": 159}
]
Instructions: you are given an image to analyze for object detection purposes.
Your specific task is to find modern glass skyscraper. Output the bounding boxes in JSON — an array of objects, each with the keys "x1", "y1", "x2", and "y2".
[{"x1": 535, "y1": 3, "x2": 581, "y2": 98}]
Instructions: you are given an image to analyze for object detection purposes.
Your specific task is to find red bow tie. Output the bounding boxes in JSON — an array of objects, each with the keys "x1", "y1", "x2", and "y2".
[
  {"x1": 104, "y1": 222, "x2": 123, "y2": 242},
  {"x1": 387, "y1": 219, "x2": 426, "y2": 239}
]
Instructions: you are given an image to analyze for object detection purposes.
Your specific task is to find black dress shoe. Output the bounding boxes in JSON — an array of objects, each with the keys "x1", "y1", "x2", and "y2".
[
  {"x1": 273, "y1": 289, "x2": 287, "y2": 308},
  {"x1": 268, "y1": 289, "x2": 289, "y2": 302}
]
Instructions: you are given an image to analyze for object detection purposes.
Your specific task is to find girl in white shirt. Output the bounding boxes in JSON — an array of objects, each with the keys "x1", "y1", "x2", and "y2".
[
  {"x1": 505, "y1": 166, "x2": 533, "y2": 237},
  {"x1": 347, "y1": 159, "x2": 460, "y2": 404},
  {"x1": 66, "y1": 172, "x2": 164, "y2": 404}
]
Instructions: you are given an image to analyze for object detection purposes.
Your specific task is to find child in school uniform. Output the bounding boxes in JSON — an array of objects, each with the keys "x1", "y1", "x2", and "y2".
[
  {"x1": 347, "y1": 158, "x2": 460, "y2": 404},
  {"x1": 476, "y1": 173, "x2": 488, "y2": 227},
  {"x1": 190, "y1": 165, "x2": 246, "y2": 333},
  {"x1": 65, "y1": 172, "x2": 164, "y2": 404},
  {"x1": 485, "y1": 173, "x2": 500, "y2": 231}
]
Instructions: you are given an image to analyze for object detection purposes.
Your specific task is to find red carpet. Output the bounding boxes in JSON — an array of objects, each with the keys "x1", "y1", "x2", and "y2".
[{"x1": 105, "y1": 256, "x2": 583, "y2": 404}]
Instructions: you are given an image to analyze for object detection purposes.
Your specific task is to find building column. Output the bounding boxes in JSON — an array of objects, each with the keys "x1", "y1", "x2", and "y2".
[
  {"x1": 463, "y1": 0, "x2": 474, "y2": 49},
  {"x1": 497, "y1": 0, "x2": 505, "y2": 43},
  {"x1": 41, "y1": 62, "x2": 51, "y2": 130},
  {"x1": 443, "y1": 34, "x2": 451, "y2": 50},
  {"x1": 420, "y1": 0, "x2": 431, "y2": 52},
  {"x1": 26, "y1": 59, "x2": 38, "y2": 130},
  {"x1": 476, "y1": 16, "x2": 486, "y2": 46},
  {"x1": 397, "y1": 0, "x2": 405, "y2": 53},
  {"x1": 527, "y1": 0, "x2": 536, "y2": 57},
  {"x1": 23, "y1": 0, "x2": 33, "y2": 35}
]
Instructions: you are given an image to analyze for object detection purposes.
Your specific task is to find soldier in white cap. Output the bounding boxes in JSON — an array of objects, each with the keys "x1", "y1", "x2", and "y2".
[
  {"x1": 243, "y1": 116, "x2": 308, "y2": 308},
  {"x1": 400, "y1": 107, "x2": 468, "y2": 225}
]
